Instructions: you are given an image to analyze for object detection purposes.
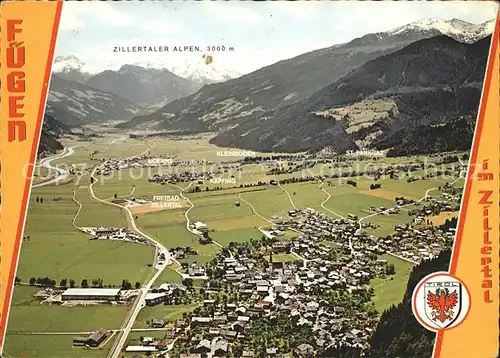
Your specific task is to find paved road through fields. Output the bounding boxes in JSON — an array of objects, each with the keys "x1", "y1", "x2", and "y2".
[{"x1": 86, "y1": 144, "x2": 174, "y2": 358}]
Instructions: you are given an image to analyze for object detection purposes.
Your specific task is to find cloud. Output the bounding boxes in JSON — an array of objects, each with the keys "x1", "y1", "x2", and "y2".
[
  {"x1": 140, "y1": 20, "x2": 183, "y2": 35},
  {"x1": 269, "y1": 1, "x2": 320, "y2": 21},
  {"x1": 59, "y1": 2, "x2": 135, "y2": 31},
  {"x1": 202, "y1": 2, "x2": 263, "y2": 24}
]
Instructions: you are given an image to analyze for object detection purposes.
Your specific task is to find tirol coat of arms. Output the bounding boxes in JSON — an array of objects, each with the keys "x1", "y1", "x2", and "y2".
[{"x1": 424, "y1": 281, "x2": 462, "y2": 329}]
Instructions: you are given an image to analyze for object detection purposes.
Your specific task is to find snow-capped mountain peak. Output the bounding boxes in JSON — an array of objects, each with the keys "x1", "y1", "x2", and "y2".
[
  {"x1": 167, "y1": 58, "x2": 242, "y2": 85},
  {"x1": 52, "y1": 55, "x2": 97, "y2": 83},
  {"x1": 127, "y1": 58, "x2": 241, "y2": 85},
  {"x1": 53, "y1": 55, "x2": 89, "y2": 73},
  {"x1": 388, "y1": 18, "x2": 495, "y2": 43}
]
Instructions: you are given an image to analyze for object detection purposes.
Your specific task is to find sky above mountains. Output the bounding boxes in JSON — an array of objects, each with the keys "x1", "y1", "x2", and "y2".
[{"x1": 55, "y1": 1, "x2": 498, "y2": 75}]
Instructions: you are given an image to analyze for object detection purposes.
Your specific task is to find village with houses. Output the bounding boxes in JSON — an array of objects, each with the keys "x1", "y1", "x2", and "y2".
[
  {"x1": 29, "y1": 197, "x2": 459, "y2": 357},
  {"x1": 23, "y1": 150, "x2": 463, "y2": 357},
  {"x1": 14, "y1": 128, "x2": 469, "y2": 358}
]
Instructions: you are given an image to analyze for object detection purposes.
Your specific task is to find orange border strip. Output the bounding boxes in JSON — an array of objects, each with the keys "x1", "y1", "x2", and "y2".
[
  {"x1": 0, "y1": 1, "x2": 63, "y2": 351},
  {"x1": 432, "y1": 12, "x2": 500, "y2": 358}
]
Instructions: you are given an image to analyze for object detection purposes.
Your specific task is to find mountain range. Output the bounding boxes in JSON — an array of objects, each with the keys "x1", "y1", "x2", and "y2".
[
  {"x1": 385, "y1": 18, "x2": 494, "y2": 44},
  {"x1": 210, "y1": 35, "x2": 489, "y2": 153},
  {"x1": 52, "y1": 55, "x2": 93, "y2": 83},
  {"x1": 116, "y1": 18, "x2": 493, "y2": 154},
  {"x1": 52, "y1": 55, "x2": 240, "y2": 88},
  {"x1": 86, "y1": 65, "x2": 202, "y2": 109},
  {"x1": 166, "y1": 58, "x2": 243, "y2": 85},
  {"x1": 47, "y1": 74, "x2": 146, "y2": 126},
  {"x1": 47, "y1": 18, "x2": 494, "y2": 155}
]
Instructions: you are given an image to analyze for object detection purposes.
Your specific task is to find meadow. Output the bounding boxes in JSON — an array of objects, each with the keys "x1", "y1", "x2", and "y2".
[
  {"x1": 264, "y1": 253, "x2": 300, "y2": 263},
  {"x1": 238, "y1": 187, "x2": 294, "y2": 219},
  {"x1": 154, "y1": 265, "x2": 184, "y2": 286},
  {"x1": 134, "y1": 303, "x2": 201, "y2": 329},
  {"x1": 4, "y1": 286, "x2": 125, "y2": 358},
  {"x1": 74, "y1": 186, "x2": 127, "y2": 228},
  {"x1": 17, "y1": 179, "x2": 154, "y2": 288},
  {"x1": 370, "y1": 254, "x2": 414, "y2": 313},
  {"x1": 92, "y1": 168, "x2": 179, "y2": 200},
  {"x1": 7, "y1": 287, "x2": 128, "y2": 333},
  {"x1": 3, "y1": 335, "x2": 111, "y2": 358},
  {"x1": 136, "y1": 208, "x2": 221, "y2": 265},
  {"x1": 7, "y1": 304, "x2": 128, "y2": 333}
]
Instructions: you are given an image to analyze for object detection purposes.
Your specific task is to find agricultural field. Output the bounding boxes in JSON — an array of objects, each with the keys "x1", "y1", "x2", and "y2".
[
  {"x1": 74, "y1": 186, "x2": 128, "y2": 228},
  {"x1": 134, "y1": 303, "x2": 201, "y2": 329},
  {"x1": 146, "y1": 133, "x2": 296, "y2": 162},
  {"x1": 264, "y1": 253, "x2": 301, "y2": 263},
  {"x1": 238, "y1": 187, "x2": 294, "y2": 219},
  {"x1": 3, "y1": 335, "x2": 112, "y2": 358},
  {"x1": 370, "y1": 254, "x2": 414, "y2": 313},
  {"x1": 17, "y1": 179, "x2": 154, "y2": 288},
  {"x1": 92, "y1": 168, "x2": 178, "y2": 200},
  {"x1": 136, "y1": 207, "x2": 221, "y2": 265},
  {"x1": 3, "y1": 286, "x2": 124, "y2": 358},
  {"x1": 426, "y1": 211, "x2": 459, "y2": 226},
  {"x1": 154, "y1": 266, "x2": 184, "y2": 285},
  {"x1": 7, "y1": 287, "x2": 128, "y2": 333},
  {"x1": 8, "y1": 304, "x2": 128, "y2": 333}
]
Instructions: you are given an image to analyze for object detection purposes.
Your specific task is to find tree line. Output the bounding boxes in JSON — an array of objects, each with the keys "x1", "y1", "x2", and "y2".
[{"x1": 25, "y1": 277, "x2": 141, "y2": 290}]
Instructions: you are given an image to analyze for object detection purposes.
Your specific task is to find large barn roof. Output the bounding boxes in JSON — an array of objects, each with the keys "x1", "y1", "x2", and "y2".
[{"x1": 62, "y1": 288, "x2": 121, "y2": 296}]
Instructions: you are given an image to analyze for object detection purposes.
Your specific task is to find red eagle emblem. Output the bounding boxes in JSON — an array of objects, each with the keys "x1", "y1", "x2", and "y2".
[{"x1": 426, "y1": 287, "x2": 458, "y2": 323}]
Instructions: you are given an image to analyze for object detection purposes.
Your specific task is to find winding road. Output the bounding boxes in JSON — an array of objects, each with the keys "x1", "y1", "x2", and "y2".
[
  {"x1": 84, "y1": 142, "x2": 194, "y2": 357},
  {"x1": 84, "y1": 143, "x2": 174, "y2": 358},
  {"x1": 320, "y1": 187, "x2": 350, "y2": 220},
  {"x1": 16, "y1": 139, "x2": 199, "y2": 356},
  {"x1": 32, "y1": 146, "x2": 82, "y2": 188},
  {"x1": 173, "y1": 181, "x2": 227, "y2": 252},
  {"x1": 277, "y1": 182, "x2": 298, "y2": 210},
  {"x1": 172, "y1": 182, "x2": 197, "y2": 234}
]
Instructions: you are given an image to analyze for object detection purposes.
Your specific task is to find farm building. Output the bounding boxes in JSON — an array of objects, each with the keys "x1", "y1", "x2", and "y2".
[
  {"x1": 151, "y1": 319, "x2": 165, "y2": 328},
  {"x1": 94, "y1": 227, "x2": 118, "y2": 235},
  {"x1": 125, "y1": 346, "x2": 156, "y2": 353},
  {"x1": 73, "y1": 329, "x2": 108, "y2": 347},
  {"x1": 194, "y1": 221, "x2": 208, "y2": 230},
  {"x1": 145, "y1": 292, "x2": 168, "y2": 306},
  {"x1": 61, "y1": 288, "x2": 121, "y2": 301}
]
